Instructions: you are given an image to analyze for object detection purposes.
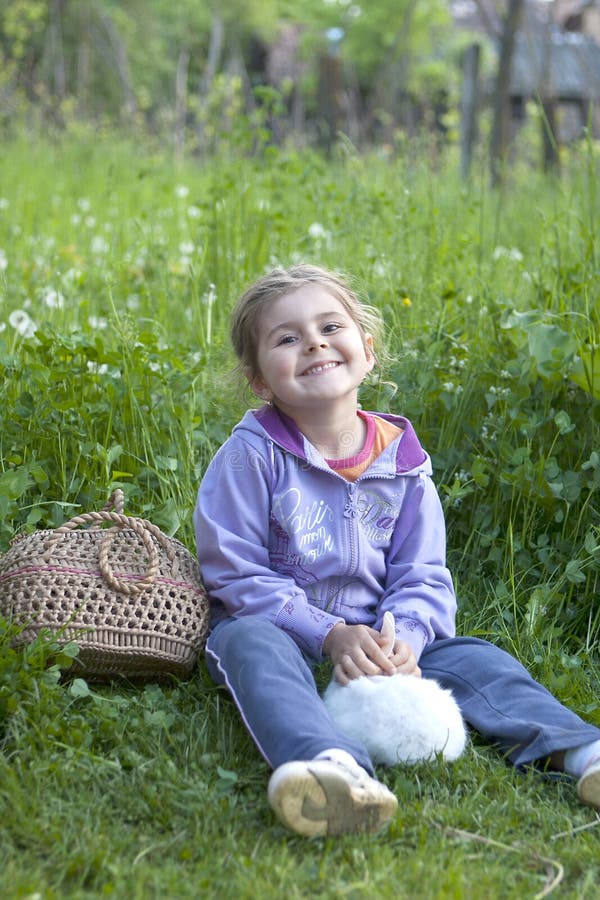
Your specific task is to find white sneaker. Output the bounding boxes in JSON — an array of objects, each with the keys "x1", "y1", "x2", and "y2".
[
  {"x1": 267, "y1": 756, "x2": 398, "y2": 837},
  {"x1": 577, "y1": 756, "x2": 600, "y2": 809}
]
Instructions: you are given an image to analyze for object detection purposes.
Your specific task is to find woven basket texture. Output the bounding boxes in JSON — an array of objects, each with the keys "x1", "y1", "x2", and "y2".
[{"x1": 0, "y1": 496, "x2": 209, "y2": 681}]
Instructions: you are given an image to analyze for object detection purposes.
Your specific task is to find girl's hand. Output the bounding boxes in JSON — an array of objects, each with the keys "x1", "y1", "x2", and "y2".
[
  {"x1": 323, "y1": 622, "x2": 397, "y2": 685},
  {"x1": 388, "y1": 640, "x2": 421, "y2": 678}
]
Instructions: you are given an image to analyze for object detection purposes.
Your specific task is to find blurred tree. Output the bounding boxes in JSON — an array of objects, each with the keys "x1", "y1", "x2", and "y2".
[
  {"x1": 0, "y1": 0, "x2": 462, "y2": 149},
  {"x1": 280, "y1": 0, "x2": 455, "y2": 141}
]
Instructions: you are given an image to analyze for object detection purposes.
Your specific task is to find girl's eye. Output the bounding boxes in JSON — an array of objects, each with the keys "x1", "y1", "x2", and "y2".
[
  {"x1": 277, "y1": 334, "x2": 296, "y2": 345},
  {"x1": 323, "y1": 323, "x2": 341, "y2": 334}
]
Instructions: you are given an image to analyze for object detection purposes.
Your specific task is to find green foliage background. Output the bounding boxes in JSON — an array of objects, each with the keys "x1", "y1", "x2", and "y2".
[{"x1": 0, "y1": 0, "x2": 463, "y2": 141}]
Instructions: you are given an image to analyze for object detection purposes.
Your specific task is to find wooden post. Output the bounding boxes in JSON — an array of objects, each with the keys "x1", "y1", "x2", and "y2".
[
  {"x1": 460, "y1": 43, "x2": 481, "y2": 180},
  {"x1": 174, "y1": 47, "x2": 190, "y2": 161},
  {"x1": 317, "y1": 53, "x2": 343, "y2": 152},
  {"x1": 490, "y1": 0, "x2": 525, "y2": 187}
]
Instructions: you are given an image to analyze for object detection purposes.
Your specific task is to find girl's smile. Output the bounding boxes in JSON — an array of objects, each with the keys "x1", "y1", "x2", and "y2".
[{"x1": 300, "y1": 361, "x2": 340, "y2": 377}]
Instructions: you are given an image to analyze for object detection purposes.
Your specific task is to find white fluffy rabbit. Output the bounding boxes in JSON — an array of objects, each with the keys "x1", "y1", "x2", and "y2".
[{"x1": 323, "y1": 612, "x2": 467, "y2": 765}]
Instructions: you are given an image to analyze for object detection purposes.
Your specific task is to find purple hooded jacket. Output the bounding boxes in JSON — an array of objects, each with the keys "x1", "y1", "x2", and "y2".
[{"x1": 194, "y1": 405, "x2": 457, "y2": 662}]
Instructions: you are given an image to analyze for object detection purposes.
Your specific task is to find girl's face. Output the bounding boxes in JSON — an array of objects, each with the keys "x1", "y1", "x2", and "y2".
[{"x1": 250, "y1": 284, "x2": 375, "y2": 417}]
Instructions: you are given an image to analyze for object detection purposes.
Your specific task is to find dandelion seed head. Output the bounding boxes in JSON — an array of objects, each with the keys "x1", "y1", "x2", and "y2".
[
  {"x1": 91, "y1": 236, "x2": 109, "y2": 255},
  {"x1": 202, "y1": 283, "x2": 217, "y2": 306},
  {"x1": 62, "y1": 267, "x2": 82, "y2": 284},
  {"x1": 88, "y1": 315, "x2": 108, "y2": 330},
  {"x1": 493, "y1": 246, "x2": 523, "y2": 262},
  {"x1": 175, "y1": 185, "x2": 189, "y2": 199},
  {"x1": 187, "y1": 205, "x2": 201, "y2": 219},
  {"x1": 308, "y1": 222, "x2": 328, "y2": 240},
  {"x1": 87, "y1": 361, "x2": 108, "y2": 375},
  {"x1": 9, "y1": 309, "x2": 37, "y2": 337},
  {"x1": 43, "y1": 289, "x2": 65, "y2": 309}
]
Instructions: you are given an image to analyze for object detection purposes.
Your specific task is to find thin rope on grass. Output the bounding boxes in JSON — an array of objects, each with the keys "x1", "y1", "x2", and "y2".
[
  {"x1": 432, "y1": 822, "x2": 564, "y2": 899},
  {"x1": 550, "y1": 814, "x2": 600, "y2": 840}
]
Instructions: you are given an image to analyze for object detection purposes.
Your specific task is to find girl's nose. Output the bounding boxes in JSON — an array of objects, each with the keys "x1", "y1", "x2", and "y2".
[{"x1": 306, "y1": 334, "x2": 329, "y2": 351}]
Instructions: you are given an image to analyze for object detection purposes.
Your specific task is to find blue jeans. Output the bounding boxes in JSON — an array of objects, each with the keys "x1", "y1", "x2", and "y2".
[{"x1": 205, "y1": 617, "x2": 600, "y2": 773}]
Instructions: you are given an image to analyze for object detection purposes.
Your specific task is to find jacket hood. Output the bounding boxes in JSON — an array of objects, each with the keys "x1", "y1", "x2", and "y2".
[{"x1": 233, "y1": 405, "x2": 428, "y2": 475}]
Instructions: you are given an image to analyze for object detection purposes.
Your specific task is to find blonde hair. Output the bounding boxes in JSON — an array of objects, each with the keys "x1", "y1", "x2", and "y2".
[{"x1": 230, "y1": 263, "x2": 383, "y2": 380}]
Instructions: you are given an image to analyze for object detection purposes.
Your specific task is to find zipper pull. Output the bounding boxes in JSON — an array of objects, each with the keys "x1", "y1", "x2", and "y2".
[{"x1": 344, "y1": 485, "x2": 358, "y2": 518}]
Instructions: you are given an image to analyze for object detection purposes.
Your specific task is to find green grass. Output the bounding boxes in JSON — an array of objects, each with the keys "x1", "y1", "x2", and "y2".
[{"x1": 0, "y1": 131, "x2": 599, "y2": 898}]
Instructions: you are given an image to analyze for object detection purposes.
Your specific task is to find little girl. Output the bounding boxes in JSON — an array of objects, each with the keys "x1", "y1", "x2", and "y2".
[{"x1": 194, "y1": 263, "x2": 600, "y2": 837}]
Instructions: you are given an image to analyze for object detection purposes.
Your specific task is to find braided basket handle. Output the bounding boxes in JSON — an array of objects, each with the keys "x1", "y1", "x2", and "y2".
[
  {"x1": 101, "y1": 488, "x2": 125, "y2": 515},
  {"x1": 44, "y1": 492, "x2": 176, "y2": 596}
]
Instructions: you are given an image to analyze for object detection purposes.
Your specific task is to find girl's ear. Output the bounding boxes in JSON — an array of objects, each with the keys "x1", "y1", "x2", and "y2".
[
  {"x1": 245, "y1": 367, "x2": 273, "y2": 402},
  {"x1": 364, "y1": 334, "x2": 376, "y2": 372}
]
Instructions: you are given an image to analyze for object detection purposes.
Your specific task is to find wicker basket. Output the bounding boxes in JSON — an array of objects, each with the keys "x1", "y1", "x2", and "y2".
[{"x1": 0, "y1": 490, "x2": 209, "y2": 680}]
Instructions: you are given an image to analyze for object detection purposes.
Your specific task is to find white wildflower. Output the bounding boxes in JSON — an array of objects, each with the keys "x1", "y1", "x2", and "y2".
[
  {"x1": 43, "y1": 289, "x2": 65, "y2": 309},
  {"x1": 0, "y1": 250, "x2": 7, "y2": 271},
  {"x1": 62, "y1": 267, "x2": 82, "y2": 285},
  {"x1": 9, "y1": 309, "x2": 37, "y2": 337},
  {"x1": 71, "y1": 214, "x2": 82, "y2": 226},
  {"x1": 78, "y1": 198, "x2": 91, "y2": 212},
  {"x1": 492, "y1": 246, "x2": 523, "y2": 262},
  {"x1": 85, "y1": 216, "x2": 97, "y2": 229},
  {"x1": 87, "y1": 361, "x2": 108, "y2": 375},
  {"x1": 175, "y1": 185, "x2": 189, "y2": 199},
  {"x1": 0, "y1": 198, "x2": 9, "y2": 210},
  {"x1": 187, "y1": 205, "x2": 201, "y2": 219},
  {"x1": 88, "y1": 315, "x2": 108, "y2": 330},
  {"x1": 0, "y1": 323, "x2": 5, "y2": 332},
  {"x1": 308, "y1": 222, "x2": 328, "y2": 240},
  {"x1": 179, "y1": 241, "x2": 195, "y2": 256},
  {"x1": 126, "y1": 294, "x2": 140, "y2": 311},
  {"x1": 202, "y1": 283, "x2": 217, "y2": 306},
  {"x1": 90, "y1": 236, "x2": 109, "y2": 255}
]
